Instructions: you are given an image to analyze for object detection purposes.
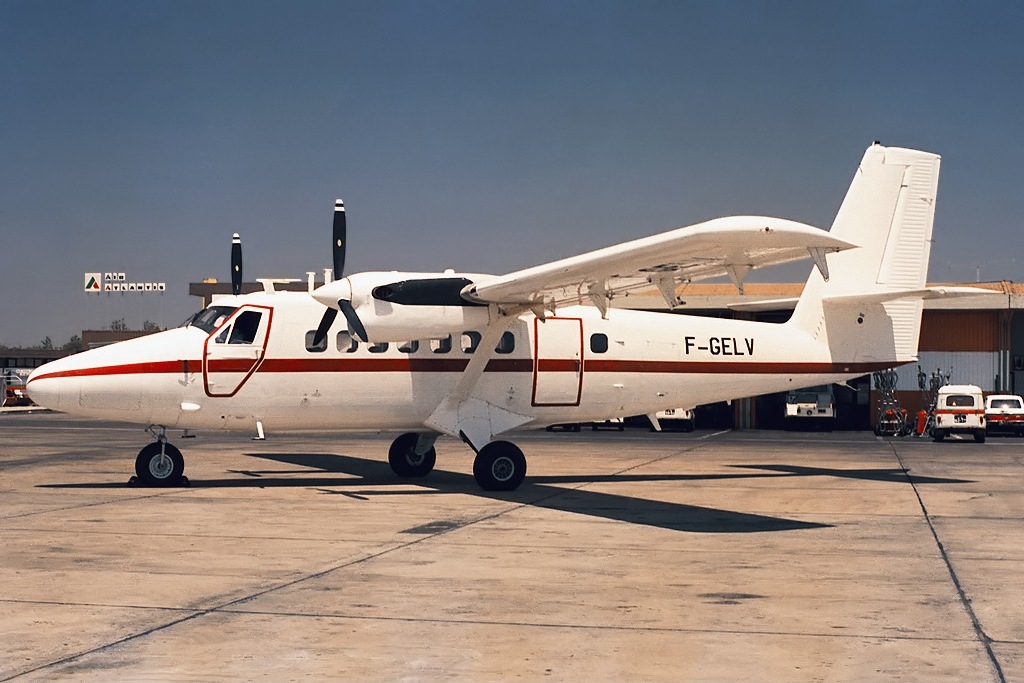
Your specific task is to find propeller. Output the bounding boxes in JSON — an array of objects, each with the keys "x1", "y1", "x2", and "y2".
[
  {"x1": 338, "y1": 299, "x2": 368, "y2": 343},
  {"x1": 311, "y1": 308, "x2": 338, "y2": 347},
  {"x1": 333, "y1": 199, "x2": 346, "y2": 278},
  {"x1": 230, "y1": 233, "x2": 242, "y2": 296},
  {"x1": 311, "y1": 198, "x2": 368, "y2": 346}
]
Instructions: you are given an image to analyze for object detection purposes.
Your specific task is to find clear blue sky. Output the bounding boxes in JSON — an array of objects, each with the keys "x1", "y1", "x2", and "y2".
[{"x1": 2, "y1": 1, "x2": 1022, "y2": 347}]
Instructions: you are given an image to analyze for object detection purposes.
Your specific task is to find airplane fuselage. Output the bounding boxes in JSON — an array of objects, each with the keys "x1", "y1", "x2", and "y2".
[{"x1": 28, "y1": 289, "x2": 885, "y2": 434}]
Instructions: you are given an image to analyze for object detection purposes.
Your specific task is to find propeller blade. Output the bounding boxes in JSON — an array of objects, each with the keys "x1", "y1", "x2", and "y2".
[
  {"x1": 338, "y1": 299, "x2": 367, "y2": 343},
  {"x1": 311, "y1": 308, "x2": 338, "y2": 348},
  {"x1": 333, "y1": 199, "x2": 346, "y2": 279},
  {"x1": 230, "y1": 233, "x2": 243, "y2": 296}
]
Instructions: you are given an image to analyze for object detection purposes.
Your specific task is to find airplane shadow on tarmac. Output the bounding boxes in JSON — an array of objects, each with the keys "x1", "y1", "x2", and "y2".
[
  {"x1": 39, "y1": 451, "x2": 973, "y2": 534},
  {"x1": 224, "y1": 452, "x2": 832, "y2": 534}
]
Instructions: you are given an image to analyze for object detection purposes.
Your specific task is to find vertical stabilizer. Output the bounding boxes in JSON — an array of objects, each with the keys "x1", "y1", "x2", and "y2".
[{"x1": 788, "y1": 144, "x2": 941, "y2": 364}]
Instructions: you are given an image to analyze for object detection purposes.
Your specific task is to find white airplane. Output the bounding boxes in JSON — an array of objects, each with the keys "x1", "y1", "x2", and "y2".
[{"x1": 27, "y1": 143, "x2": 978, "y2": 491}]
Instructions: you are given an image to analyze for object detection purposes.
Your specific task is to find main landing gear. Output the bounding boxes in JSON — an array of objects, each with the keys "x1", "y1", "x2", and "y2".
[
  {"x1": 132, "y1": 427, "x2": 187, "y2": 487},
  {"x1": 388, "y1": 432, "x2": 527, "y2": 491}
]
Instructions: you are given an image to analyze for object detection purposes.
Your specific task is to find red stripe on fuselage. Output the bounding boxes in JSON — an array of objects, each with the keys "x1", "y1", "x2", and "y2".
[{"x1": 29, "y1": 357, "x2": 898, "y2": 382}]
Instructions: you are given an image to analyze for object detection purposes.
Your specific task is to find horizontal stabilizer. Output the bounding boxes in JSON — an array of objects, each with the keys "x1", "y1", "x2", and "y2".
[
  {"x1": 727, "y1": 297, "x2": 801, "y2": 312},
  {"x1": 822, "y1": 286, "x2": 992, "y2": 305},
  {"x1": 730, "y1": 286, "x2": 991, "y2": 313}
]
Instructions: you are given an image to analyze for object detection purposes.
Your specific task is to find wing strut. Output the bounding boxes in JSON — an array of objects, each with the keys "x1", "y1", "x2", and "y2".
[{"x1": 424, "y1": 307, "x2": 533, "y2": 450}]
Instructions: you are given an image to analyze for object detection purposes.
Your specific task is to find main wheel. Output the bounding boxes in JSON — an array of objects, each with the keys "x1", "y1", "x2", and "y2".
[
  {"x1": 135, "y1": 442, "x2": 185, "y2": 486},
  {"x1": 388, "y1": 432, "x2": 436, "y2": 477},
  {"x1": 473, "y1": 441, "x2": 527, "y2": 491}
]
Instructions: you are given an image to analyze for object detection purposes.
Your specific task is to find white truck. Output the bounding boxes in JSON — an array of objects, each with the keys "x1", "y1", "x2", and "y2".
[
  {"x1": 932, "y1": 384, "x2": 986, "y2": 443},
  {"x1": 984, "y1": 394, "x2": 1024, "y2": 436}
]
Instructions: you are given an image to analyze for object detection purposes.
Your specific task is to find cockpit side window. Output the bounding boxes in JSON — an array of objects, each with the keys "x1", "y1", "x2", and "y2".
[
  {"x1": 228, "y1": 311, "x2": 262, "y2": 344},
  {"x1": 188, "y1": 305, "x2": 239, "y2": 334}
]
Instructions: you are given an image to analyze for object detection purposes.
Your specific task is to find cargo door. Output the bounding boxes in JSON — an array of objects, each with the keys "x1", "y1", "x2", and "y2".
[{"x1": 532, "y1": 317, "x2": 583, "y2": 406}]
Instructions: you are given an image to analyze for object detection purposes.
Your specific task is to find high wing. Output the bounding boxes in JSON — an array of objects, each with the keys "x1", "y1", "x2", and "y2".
[{"x1": 461, "y1": 216, "x2": 857, "y2": 315}]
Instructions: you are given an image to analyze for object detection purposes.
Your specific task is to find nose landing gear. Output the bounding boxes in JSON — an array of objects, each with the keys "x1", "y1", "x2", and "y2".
[{"x1": 131, "y1": 426, "x2": 188, "y2": 487}]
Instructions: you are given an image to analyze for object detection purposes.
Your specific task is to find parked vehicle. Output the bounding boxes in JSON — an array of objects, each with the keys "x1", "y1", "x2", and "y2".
[
  {"x1": 984, "y1": 394, "x2": 1024, "y2": 436},
  {"x1": 932, "y1": 384, "x2": 986, "y2": 442},
  {"x1": 653, "y1": 408, "x2": 695, "y2": 432},
  {"x1": 592, "y1": 417, "x2": 625, "y2": 431},
  {"x1": 2, "y1": 370, "x2": 32, "y2": 407},
  {"x1": 784, "y1": 385, "x2": 835, "y2": 428}
]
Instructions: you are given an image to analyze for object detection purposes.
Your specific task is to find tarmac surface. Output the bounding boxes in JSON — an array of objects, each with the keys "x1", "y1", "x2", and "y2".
[{"x1": 1, "y1": 411, "x2": 1022, "y2": 682}]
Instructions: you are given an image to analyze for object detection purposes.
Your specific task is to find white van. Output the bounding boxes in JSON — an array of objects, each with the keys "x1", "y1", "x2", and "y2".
[
  {"x1": 784, "y1": 385, "x2": 835, "y2": 425},
  {"x1": 932, "y1": 384, "x2": 986, "y2": 443},
  {"x1": 653, "y1": 408, "x2": 695, "y2": 432}
]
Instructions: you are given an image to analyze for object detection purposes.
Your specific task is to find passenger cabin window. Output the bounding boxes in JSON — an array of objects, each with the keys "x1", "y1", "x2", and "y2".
[
  {"x1": 945, "y1": 394, "x2": 975, "y2": 407},
  {"x1": 398, "y1": 340, "x2": 419, "y2": 354},
  {"x1": 590, "y1": 333, "x2": 609, "y2": 353},
  {"x1": 305, "y1": 330, "x2": 327, "y2": 353},
  {"x1": 337, "y1": 332, "x2": 357, "y2": 353},
  {"x1": 368, "y1": 342, "x2": 389, "y2": 353},
  {"x1": 461, "y1": 331, "x2": 482, "y2": 354},
  {"x1": 495, "y1": 331, "x2": 515, "y2": 354},
  {"x1": 431, "y1": 336, "x2": 452, "y2": 354}
]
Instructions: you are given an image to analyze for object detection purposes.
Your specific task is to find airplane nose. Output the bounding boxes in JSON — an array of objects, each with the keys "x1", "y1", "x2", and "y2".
[{"x1": 26, "y1": 364, "x2": 63, "y2": 409}]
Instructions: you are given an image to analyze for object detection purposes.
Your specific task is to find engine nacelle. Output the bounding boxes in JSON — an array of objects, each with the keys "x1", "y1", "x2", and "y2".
[{"x1": 313, "y1": 271, "x2": 495, "y2": 343}]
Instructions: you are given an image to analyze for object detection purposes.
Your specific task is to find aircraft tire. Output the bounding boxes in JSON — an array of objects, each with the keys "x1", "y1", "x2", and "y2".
[
  {"x1": 473, "y1": 441, "x2": 526, "y2": 491},
  {"x1": 135, "y1": 442, "x2": 185, "y2": 486},
  {"x1": 388, "y1": 432, "x2": 436, "y2": 477}
]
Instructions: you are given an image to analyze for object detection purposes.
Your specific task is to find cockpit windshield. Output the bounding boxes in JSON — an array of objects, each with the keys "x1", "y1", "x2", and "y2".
[{"x1": 184, "y1": 305, "x2": 239, "y2": 333}]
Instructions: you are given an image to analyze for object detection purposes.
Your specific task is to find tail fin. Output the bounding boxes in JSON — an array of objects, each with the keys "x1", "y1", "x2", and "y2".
[{"x1": 788, "y1": 143, "x2": 941, "y2": 364}]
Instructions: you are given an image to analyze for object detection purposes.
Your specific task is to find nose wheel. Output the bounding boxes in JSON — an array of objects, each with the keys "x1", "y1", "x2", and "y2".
[{"x1": 134, "y1": 441, "x2": 186, "y2": 486}]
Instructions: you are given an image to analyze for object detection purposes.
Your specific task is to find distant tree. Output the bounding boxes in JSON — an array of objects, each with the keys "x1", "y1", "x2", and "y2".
[
  {"x1": 108, "y1": 318, "x2": 128, "y2": 331},
  {"x1": 38, "y1": 336, "x2": 54, "y2": 350},
  {"x1": 61, "y1": 335, "x2": 83, "y2": 353},
  {"x1": 142, "y1": 320, "x2": 163, "y2": 332}
]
